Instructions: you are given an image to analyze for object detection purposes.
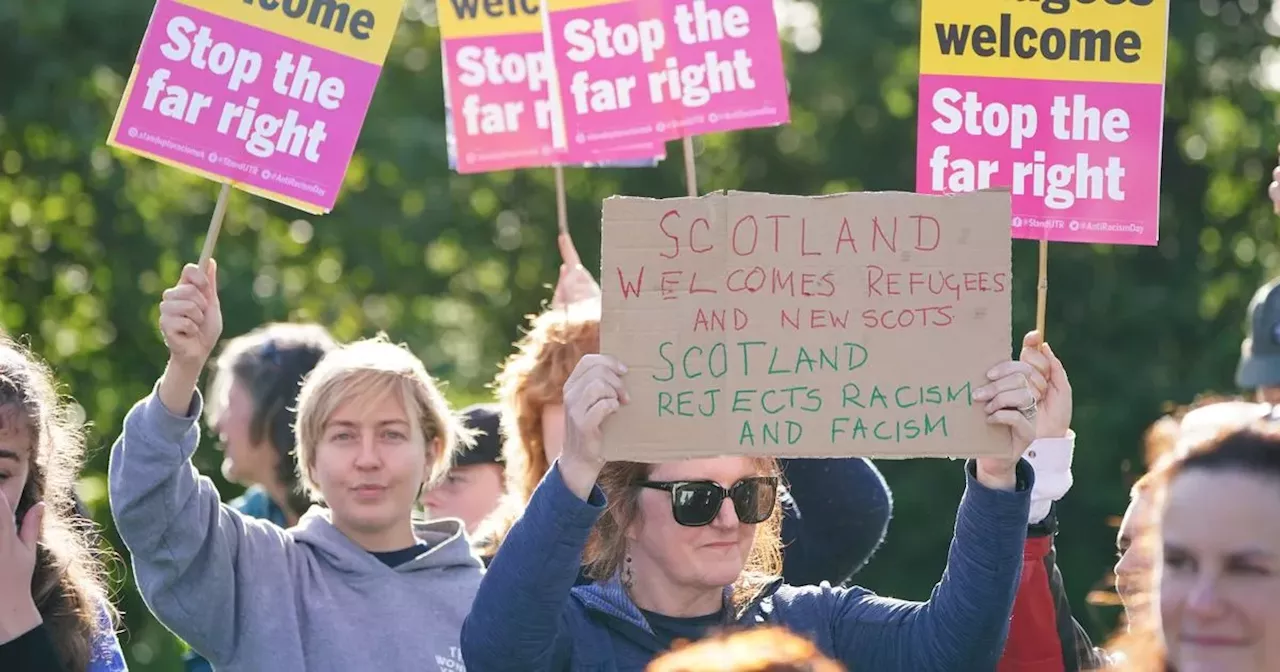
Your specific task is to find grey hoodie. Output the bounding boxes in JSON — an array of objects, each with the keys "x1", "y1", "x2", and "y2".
[{"x1": 108, "y1": 389, "x2": 482, "y2": 672}]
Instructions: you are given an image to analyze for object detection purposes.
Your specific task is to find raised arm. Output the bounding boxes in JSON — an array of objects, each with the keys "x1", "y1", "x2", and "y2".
[
  {"x1": 460, "y1": 354, "x2": 622, "y2": 671},
  {"x1": 822, "y1": 356, "x2": 1049, "y2": 670},
  {"x1": 108, "y1": 261, "x2": 290, "y2": 665},
  {"x1": 778, "y1": 457, "x2": 892, "y2": 585}
]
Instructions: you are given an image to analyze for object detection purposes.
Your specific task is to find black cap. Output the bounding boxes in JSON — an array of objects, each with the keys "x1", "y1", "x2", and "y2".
[
  {"x1": 455, "y1": 403, "x2": 505, "y2": 467},
  {"x1": 1236, "y1": 278, "x2": 1280, "y2": 389}
]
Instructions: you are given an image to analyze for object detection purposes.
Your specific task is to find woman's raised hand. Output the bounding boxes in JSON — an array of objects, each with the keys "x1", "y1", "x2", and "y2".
[
  {"x1": 1018, "y1": 330, "x2": 1072, "y2": 439},
  {"x1": 157, "y1": 261, "x2": 223, "y2": 415},
  {"x1": 558, "y1": 354, "x2": 628, "y2": 499},
  {"x1": 159, "y1": 261, "x2": 223, "y2": 372},
  {"x1": 551, "y1": 232, "x2": 601, "y2": 309},
  {"x1": 972, "y1": 359, "x2": 1041, "y2": 489}
]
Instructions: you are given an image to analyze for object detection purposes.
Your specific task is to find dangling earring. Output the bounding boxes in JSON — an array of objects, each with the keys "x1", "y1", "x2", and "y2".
[{"x1": 622, "y1": 554, "x2": 634, "y2": 590}]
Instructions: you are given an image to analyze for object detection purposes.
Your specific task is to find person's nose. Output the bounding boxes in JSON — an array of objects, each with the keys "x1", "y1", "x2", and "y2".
[
  {"x1": 1184, "y1": 571, "x2": 1229, "y2": 620},
  {"x1": 709, "y1": 495, "x2": 739, "y2": 529},
  {"x1": 354, "y1": 434, "x2": 382, "y2": 470}
]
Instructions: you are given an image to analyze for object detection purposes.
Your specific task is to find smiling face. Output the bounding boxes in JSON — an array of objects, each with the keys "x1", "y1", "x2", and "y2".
[
  {"x1": 1115, "y1": 488, "x2": 1156, "y2": 614},
  {"x1": 627, "y1": 457, "x2": 764, "y2": 596},
  {"x1": 1159, "y1": 469, "x2": 1280, "y2": 672},
  {"x1": 310, "y1": 389, "x2": 435, "y2": 551}
]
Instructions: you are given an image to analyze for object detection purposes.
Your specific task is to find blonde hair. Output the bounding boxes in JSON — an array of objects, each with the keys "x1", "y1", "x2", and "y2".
[
  {"x1": 647, "y1": 626, "x2": 845, "y2": 672},
  {"x1": 294, "y1": 335, "x2": 471, "y2": 501},
  {"x1": 476, "y1": 301, "x2": 600, "y2": 554},
  {"x1": 584, "y1": 458, "x2": 785, "y2": 610}
]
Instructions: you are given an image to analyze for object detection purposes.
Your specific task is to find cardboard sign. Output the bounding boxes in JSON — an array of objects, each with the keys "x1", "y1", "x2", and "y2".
[
  {"x1": 600, "y1": 189, "x2": 1015, "y2": 462},
  {"x1": 542, "y1": 0, "x2": 790, "y2": 149},
  {"x1": 108, "y1": 0, "x2": 404, "y2": 214},
  {"x1": 438, "y1": 0, "x2": 665, "y2": 172},
  {"x1": 915, "y1": 0, "x2": 1169, "y2": 246}
]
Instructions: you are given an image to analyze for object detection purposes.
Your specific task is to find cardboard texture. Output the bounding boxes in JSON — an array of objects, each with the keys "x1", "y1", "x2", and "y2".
[{"x1": 600, "y1": 189, "x2": 1015, "y2": 462}]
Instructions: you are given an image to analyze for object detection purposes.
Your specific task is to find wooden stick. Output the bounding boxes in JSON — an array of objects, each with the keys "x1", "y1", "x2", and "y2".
[
  {"x1": 682, "y1": 136, "x2": 697, "y2": 197},
  {"x1": 554, "y1": 164, "x2": 568, "y2": 235},
  {"x1": 1035, "y1": 238, "x2": 1048, "y2": 337},
  {"x1": 198, "y1": 183, "x2": 232, "y2": 271}
]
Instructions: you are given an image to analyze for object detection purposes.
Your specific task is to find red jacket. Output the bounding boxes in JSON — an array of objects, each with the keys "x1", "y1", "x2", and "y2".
[{"x1": 998, "y1": 510, "x2": 1111, "y2": 671}]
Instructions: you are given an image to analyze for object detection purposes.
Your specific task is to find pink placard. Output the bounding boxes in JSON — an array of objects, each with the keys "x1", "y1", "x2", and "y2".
[
  {"x1": 108, "y1": 0, "x2": 382, "y2": 213},
  {"x1": 545, "y1": 0, "x2": 790, "y2": 148},
  {"x1": 443, "y1": 32, "x2": 664, "y2": 173},
  {"x1": 916, "y1": 74, "x2": 1163, "y2": 246}
]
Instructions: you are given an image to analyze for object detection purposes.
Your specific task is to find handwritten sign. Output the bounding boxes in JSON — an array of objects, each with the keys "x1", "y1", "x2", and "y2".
[
  {"x1": 600, "y1": 189, "x2": 1016, "y2": 462},
  {"x1": 542, "y1": 0, "x2": 789, "y2": 149},
  {"x1": 438, "y1": 0, "x2": 664, "y2": 172},
  {"x1": 108, "y1": 0, "x2": 403, "y2": 214},
  {"x1": 916, "y1": 0, "x2": 1169, "y2": 245}
]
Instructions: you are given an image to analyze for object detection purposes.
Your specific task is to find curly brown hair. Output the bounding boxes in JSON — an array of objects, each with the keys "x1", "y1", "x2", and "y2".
[
  {"x1": 475, "y1": 301, "x2": 600, "y2": 556},
  {"x1": 584, "y1": 458, "x2": 785, "y2": 610},
  {"x1": 1, "y1": 337, "x2": 115, "y2": 671}
]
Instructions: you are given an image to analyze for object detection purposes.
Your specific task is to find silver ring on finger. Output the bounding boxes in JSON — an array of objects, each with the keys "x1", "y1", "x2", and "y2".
[{"x1": 1018, "y1": 398, "x2": 1038, "y2": 421}]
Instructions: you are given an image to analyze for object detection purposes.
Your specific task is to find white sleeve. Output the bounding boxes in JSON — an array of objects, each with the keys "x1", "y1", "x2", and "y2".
[{"x1": 1023, "y1": 430, "x2": 1075, "y2": 525}]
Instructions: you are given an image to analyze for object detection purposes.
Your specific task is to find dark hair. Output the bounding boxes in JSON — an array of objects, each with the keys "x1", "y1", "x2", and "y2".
[
  {"x1": 207, "y1": 323, "x2": 337, "y2": 514},
  {"x1": 1174, "y1": 421, "x2": 1280, "y2": 479},
  {"x1": 1, "y1": 337, "x2": 114, "y2": 671}
]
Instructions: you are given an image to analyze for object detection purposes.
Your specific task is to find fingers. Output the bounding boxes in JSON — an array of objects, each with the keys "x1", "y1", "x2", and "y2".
[
  {"x1": 18, "y1": 502, "x2": 44, "y2": 550},
  {"x1": 975, "y1": 361, "x2": 1034, "y2": 401},
  {"x1": 159, "y1": 314, "x2": 200, "y2": 340},
  {"x1": 983, "y1": 386, "x2": 1036, "y2": 415},
  {"x1": 987, "y1": 408, "x2": 1034, "y2": 437},
  {"x1": 1018, "y1": 346, "x2": 1050, "y2": 396},
  {"x1": 162, "y1": 302, "x2": 205, "y2": 329},
  {"x1": 566, "y1": 354, "x2": 627, "y2": 387},
  {"x1": 985, "y1": 359, "x2": 1034, "y2": 382},
  {"x1": 558, "y1": 232, "x2": 582, "y2": 268},
  {"x1": 162, "y1": 284, "x2": 209, "y2": 313},
  {"x1": 206, "y1": 258, "x2": 220, "y2": 306},
  {"x1": 582, "y1": 396, "x2": 621, "y2": 429},
  {"x1": 1044, "y1": 343, "x2": 1071, "y2": 394},
  {"x1": 180, "y1": 263, "x2": 209, "y2": 293},
  {"x1": 1021, "y1": 330, "x2": 1043, "y2": 350}
]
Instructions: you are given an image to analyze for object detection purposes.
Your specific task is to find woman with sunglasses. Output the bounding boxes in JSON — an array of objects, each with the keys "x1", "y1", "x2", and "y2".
[{"x1": 462, "y1": 352, "x2": 1043, "y2": 671}]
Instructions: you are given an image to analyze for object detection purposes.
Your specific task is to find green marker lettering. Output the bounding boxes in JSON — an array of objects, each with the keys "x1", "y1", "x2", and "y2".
[{"x1": 654, "y1": 342, "x2": 676, "y2": 382}]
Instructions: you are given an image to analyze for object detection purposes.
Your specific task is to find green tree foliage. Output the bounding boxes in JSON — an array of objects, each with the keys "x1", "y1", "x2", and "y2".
[{"x1": 1, "y1": 0, "x2": 1276, "y2": 667}]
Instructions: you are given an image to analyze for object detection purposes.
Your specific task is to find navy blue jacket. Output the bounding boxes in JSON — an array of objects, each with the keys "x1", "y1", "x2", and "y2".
[{"x1": 462, "y1": 459, "x2": 1033, "y2": 671}]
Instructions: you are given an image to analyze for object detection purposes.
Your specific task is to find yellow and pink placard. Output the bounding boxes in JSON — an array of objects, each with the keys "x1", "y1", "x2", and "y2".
[
  {"x1": 438, "y1": 0, "x2": 791, "y2": 175},
  {"x1": 438, "y1": 0, "x2": 664, "y2": 172},
  {"x1": 916, "y1": 0, "x2": 1169, "y2": 245},
  {"x1": 109, "y1": 0, "x2": 403, "y2": 214}
]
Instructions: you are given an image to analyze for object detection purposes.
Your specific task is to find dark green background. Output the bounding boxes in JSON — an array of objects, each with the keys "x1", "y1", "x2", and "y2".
[{"x1": 1, "y1": 1, "x2": 1275, "y2": 667}]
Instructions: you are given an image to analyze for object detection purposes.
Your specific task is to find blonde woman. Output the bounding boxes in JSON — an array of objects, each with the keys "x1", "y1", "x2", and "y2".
[{"x1": 108, "y1": 262, "x2": 482, "y2": 671}]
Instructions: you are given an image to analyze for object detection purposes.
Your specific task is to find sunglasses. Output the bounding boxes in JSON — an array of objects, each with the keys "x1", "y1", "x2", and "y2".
[{"x1": 639, "y1": 476, "x2": 779, "y2": 527}]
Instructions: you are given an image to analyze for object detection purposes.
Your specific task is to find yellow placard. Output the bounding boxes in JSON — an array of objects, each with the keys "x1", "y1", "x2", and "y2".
[
  {"x1": 542, "y1": 0, "x2": 631, "y2": 10},
  {"x1": 173, "y1": 0, "x2": 402, "y2": 65},
  {"x1": 919, "y1": 0, "x2": 1168, "y2": 84},
  {"x1": 437, "y1": 0, "x2": 541, "y2": 37}
]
